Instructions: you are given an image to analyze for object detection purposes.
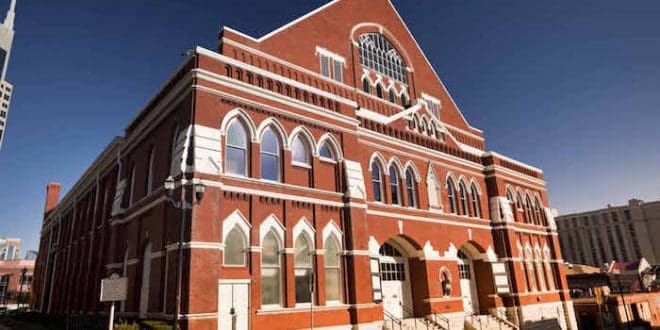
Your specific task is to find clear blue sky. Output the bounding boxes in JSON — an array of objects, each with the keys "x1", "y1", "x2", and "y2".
[{"x1": 0, "y1": 0, "x2": 658, "y2": 252}]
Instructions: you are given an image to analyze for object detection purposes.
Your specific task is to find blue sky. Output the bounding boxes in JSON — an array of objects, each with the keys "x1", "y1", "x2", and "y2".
[{"x1": 0, "y1": 0, "x2": 658, "y2": 252}]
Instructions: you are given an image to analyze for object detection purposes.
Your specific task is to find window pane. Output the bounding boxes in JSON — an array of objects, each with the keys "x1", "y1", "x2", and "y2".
[
  {"x1": 227, "y1": 121, "x2": 247, "y2": 147},
  {"x1": 226, "y1": 147, "x2": 246, "y2": 176},
  {"x1": 261, "y1": 268, "x2": 280, "y2": 305},
  {"x1": 224, "y1": 228, "x2": 246, "y2": 265},
  {"x1": 325, "y1": 268, "x2": 341, "y2": 301},
  {"x1": 262, "y1": 232, "x2": 280, "y2": 265},
  {"x1": 295, "y1": 236, "x2": 312, "y2": 266},
  {"x1": 324, "y1": 237, "x2": 340, "y2": 266},
  {"x1": 319, "y1": 143, "x2": 333, "y2": 159},
  {"x1": 389, "y1": 167, "x2": 399, "y2": 205},
  {"x1": 292, "y1": 137, "x2": 310, "y2": 164},
  {"x1": 333, "y1": 61, "x2": 343, "y2": 82},
  {"x1": 261, "y1": 129, "x2": 280, "y2": 154},
  {"x1": 260, "y1": 154, "x2": 279, "y2": 181},
  {"x1": 295, "y1": 269, "x2": 312, "y2": 303},
  {"x1": 320, "y1": 55, "x2": 330, "y2": 78}
]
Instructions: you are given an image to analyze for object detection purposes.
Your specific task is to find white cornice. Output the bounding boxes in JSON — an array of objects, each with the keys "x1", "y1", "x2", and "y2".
[{"x1": 483, "y1": 151, "x2": 543, "y2": 174}]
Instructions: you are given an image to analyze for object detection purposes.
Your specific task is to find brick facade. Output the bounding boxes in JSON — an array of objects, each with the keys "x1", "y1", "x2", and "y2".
[{"x1": 31, "y1": 1, "x2": 577, "y2": 329}]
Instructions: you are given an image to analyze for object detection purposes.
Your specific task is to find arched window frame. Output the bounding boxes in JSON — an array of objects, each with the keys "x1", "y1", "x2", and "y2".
[
  {"x1": 222, "y1": 210, "x2": 251, "y2": 267},
  {"x1": 525, "y1": 194, "x2": 535, "y2": 224},
  {"x1": 543, "y1": 246, "x2": 556, "y2": 290},
  {"x1": 470, "y1": 182, "x2": 482, "y2": 218},
  {"x1": 322, "y1": 221, "x2": 343, "y2": 304},
  {"x1": 362, "y1": 78, "x2": 371, "y2": 93},
  {"x1": 225, "y1": 118, "x2": 250, "y2": 177},
  {"x1": 293, "y1": 218, "x2": 316, "y2": 306},
  {"x1": 525, "y1": 246, "x2": 538, "y2": 291},
  {"x1": 290, "y1": 130, "x2": 314, "y2": 168},
  {"x1": 447, "y1": 177, "x2": 458, "y2": 214},
  {"x1": 389, "y1": 166, "x2": 401, "y2": 206},
  {"x1": 534, "y1": 246, "x2": 547, "y2": 291},
  {"x1": 459, "y1": 182, "x2": 469, "y2": 216},
  {"x1": 358, "y1": 33, "x2": 408, "y2": 83},
  {"x1": 260, "y1": 215, "x2": 285, "y2": 308},
  {"x1": 146, "y1": 147, "x2": 156, "y2": 195},
  {"x1": 405, "y1": 168, "x2": 418, "y2": 208},
  {"x1": 388, "y1": 88, "x2": 396, "y2": 104},
  {"x1": 534, "y1": 197, "x2": 544, "y2": 226},
  {"x1": 518, "y1": 244, "x2": 529, "y2": 292},
  {"x1": 376, "y1": 84, "x2": 384, "y2": 99},
  {"x1": 371, "y1": 161, "x2": 384, "y2": 203},
  {"x1": 260, "y1": 126, "x2": 283, "y2": 182}
]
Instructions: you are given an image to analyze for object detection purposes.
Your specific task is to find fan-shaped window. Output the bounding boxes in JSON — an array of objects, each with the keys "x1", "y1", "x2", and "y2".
[
  {"x1": 324, "y1": 235, "x2": 342, "y2": 302},
  {"x1": 459, "y1": 183, "x2": 469, "y2": 216},
  {"x1": 379, "y1": 242, "x2": 402, "y2": 257},
  {"x1": 371, "y1": 162, "x2": 384, "y2": 202},
  {"x1": 295, "y1": 234, "x2": 313, "y2": 304},
  {"x1": 447, "y1": 178, "x2": 457, "y2": 214},
  {"x1": 261, "y1": 231, "x2": 281, "y2": 306},
  {"x1": 292, "y1": 136, "x2": 311, "y2": 165},
  {"x1": 405, "y1": 169, "x2": 417, "y2": 208},
  {"x1": 260, "y1": 128, "x2": 281, "y2": 181},
  {"x1": 358, "y1": 33, "x2": 408, "y2": 83},
  {"x1": 224, "y1": 227, "x2": 247, "y2": 266},
  {"x1": 470, "y1": 183, "x2": 481, "y2": 218},
  {"x1": 226, "y1": 120, "x2": 249, "y2": 176},
  {"x1": 389, "y1": 166, "x2": 400, "y2": 205}
]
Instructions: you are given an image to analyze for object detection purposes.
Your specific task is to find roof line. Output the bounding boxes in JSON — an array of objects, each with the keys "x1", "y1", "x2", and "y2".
[{"x1": 257, "y1": 0, "x2": 342, "y2": 42}]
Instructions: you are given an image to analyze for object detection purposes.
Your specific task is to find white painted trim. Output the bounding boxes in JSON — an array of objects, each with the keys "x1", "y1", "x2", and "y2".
[
  {"x1": 483, "y1": 151, "x2": 543, "y2": 174},
  {"x1": 366, "y1": 209, "x2": 492, "y2": 230},
  {"x1": 293, "y1": 216, "x2": 316, "y2": 249},
  {"x1": 257, "y1": 0, "x2": 342, "y2": 41},
  {"x1": 260, "y1": 214, "x2": 286, "y2": 247},
  {"x1": 315, "y1": 46, "x2": 346, "y2": 65}
]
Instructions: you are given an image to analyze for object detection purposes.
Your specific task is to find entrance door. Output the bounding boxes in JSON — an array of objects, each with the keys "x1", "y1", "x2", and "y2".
[
  {"x1": 458, "y1": 250, "x2": 479, "y2": 314},
  {"x1": 379, "y1": 242, "x2": 412, "y2": 319},
  {"x1": 218, "y1": 282, "x2": 250, "y2": 330}
]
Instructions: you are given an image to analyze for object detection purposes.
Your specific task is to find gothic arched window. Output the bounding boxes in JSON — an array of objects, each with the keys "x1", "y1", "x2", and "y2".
[{"x1": 358, "y1": 33, "x2": 408, "y2": 83}]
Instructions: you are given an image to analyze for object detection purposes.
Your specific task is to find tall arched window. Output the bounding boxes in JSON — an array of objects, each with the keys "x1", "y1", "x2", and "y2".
[
  {"x1": 324, "y1": 235, "x2": 342, "y2": 303},
  {"x1": 294, "y1": 234, "x2": 313, "y2": 304},
  {"x1": 226, "y1": 120, "x2": 249, "y2": 176},
  {"x1": 544, "y1": 249, "x2": 556, "y2": 290},
  {"x1": 388, "y1": 89, "x2": 396, "y2": 104},
  {"x1": 146, "y1": 148, "x2": 155, "y2": 194},
  {"x1": 371, "y1": 162, "x2": 384, "y2": 202},
  {"x1": 261, "y1": 231, "x2": 281, "y2": 306},
  {"x1": 525, "y1": 247, "x2": 537, "y2": 291},
  {"x1": 389, "y1": 166, "x2": 400, "y2": 205},
  {"x1": 470, "y1": 183, "x2": 481, "y2": 218},
  {"x1": 168, "y1": 125, "x2": 179, "y2": 175},
  {"x1": 319, "y1": 142, "x2": 335, "y2": 161},
  {"x1": 447, "y1": 178, "x2": 457, "y2": 214},
  {"x1": 358, "y1": 33, "x2": 408, "y2": 83},
  {"x1": 535, "y1": 248, "x2": 547, "y2": 291},
  {"x1": 362, "y1": 78, "x2": 370, "y2": 93},
  {"x1": 291, "y1": 135, "x2": 311, "y2": 166},
  {"x1": 139, "y1": 242, "x2": 152, "y2": 316},
  {"x1": 260, "y1": 128, "x2": 281, "y2": 181},
  {"x1": 224, "y1": 227, "x2": 247, "y2": 266},
  {"x1": 534, "y1": 198, "x2": 543, "y2": 226},
  {"x1": 405, "y1": 169, "x2": 417, "y2": 208},
  {"x1": 518, "y1": 245, "x2": 529, "y2": 292},
  {"x1": 128, "y1": 165, "x2": 136, "y2": 206},
  {"x1": 459, "y1": 183, "x2": 469, "y2": 216},
  {"x1": 376, "y1": 84, "x2": 384, "y2": 99},
  {"x1": 525, "y1": 195, "x2": 535, "y2": 224}
]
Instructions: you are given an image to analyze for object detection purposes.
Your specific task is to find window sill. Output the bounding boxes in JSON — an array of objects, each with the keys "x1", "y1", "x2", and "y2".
[
  {"x1": 319, "y1": 157, "x2": 338, "y2": 164},
  {"x1": 292, "y1": 161, "x2": 312, "y2": 169}
]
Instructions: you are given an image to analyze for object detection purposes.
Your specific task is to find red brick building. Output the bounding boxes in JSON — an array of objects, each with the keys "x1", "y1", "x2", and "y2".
[{"x1": 31, "y1": 1, "x2": 578, "y2": 329}]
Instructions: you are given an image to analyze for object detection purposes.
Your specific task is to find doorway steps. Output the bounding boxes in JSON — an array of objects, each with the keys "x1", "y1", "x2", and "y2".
[{"x1": 464, "y1": 314, "x2": 516, "y2": 330}]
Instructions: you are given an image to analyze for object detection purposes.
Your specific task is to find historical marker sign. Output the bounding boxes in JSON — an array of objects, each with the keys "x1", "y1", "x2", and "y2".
[{"x1": 100, "y1": 273, "x2": 128, "y2": 302}]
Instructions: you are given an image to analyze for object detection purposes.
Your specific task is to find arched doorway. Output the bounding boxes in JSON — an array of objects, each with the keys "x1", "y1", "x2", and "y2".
[
  {"x1": 457, "y1": 248, "x2": 480, "y2": 314},
  {"x1": 379, "y1": 241, "x2": 413, "y2": 319}
]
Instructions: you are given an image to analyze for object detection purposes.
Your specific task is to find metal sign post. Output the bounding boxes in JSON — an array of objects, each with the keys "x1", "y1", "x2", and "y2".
[{"x1": 100, "y1": 273, "x2": 128, "y2": 330}]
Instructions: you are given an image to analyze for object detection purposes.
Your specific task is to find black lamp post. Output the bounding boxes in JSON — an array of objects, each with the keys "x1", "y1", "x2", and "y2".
[
  {"x1": 164, "y1": 176, "x2": 205, "y2": 330},
  {"x1": 18, "y1": 267, "x2": 27, "y2": 308}
]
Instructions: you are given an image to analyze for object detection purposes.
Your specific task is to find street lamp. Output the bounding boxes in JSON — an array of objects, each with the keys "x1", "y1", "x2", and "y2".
[
  {"x1": 164, "y1": 176, "x2": 205, "y2": 330},
  {"x1": 18, "y1": 267, "x2": 27, "y2": 309}
]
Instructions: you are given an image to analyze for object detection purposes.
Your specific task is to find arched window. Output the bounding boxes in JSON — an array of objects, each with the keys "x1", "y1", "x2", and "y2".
[
  {"x1": 421, "y1": 118, "x2": 428, "y2": 134},
  {"x1": 224, "y1": 227, "x2": 247, "y2": 266},
  {"x1": 412, "y1": 116, "x2": 419, "y2": 131},
  {"x1": 362, "y1": 78, "x2": 370, "y2": 93},
  {"x1": 226, "y1": 120, "x2": 249, "y2": 176},
  {"x1": 534, "y1": 198, "x2": 544, "y2": 226},
  {"x1": 319, "y1": 142, "x2": 335, "y2": 161},
  {"x1": 427, "y1": 171, "x2": 441, "y2": 209},
  {"x1": 260, "y1": 128, "x2": 281, "y2": 181},
  {"x1": 139, "y1": 242, "x2": 152, "y2": 316},
  {"x1": 294, "y1": 234, "x2": 313, "y2": 304},
  {"x1": 388, "y1": 89, "x2": 396, "y2": 104},
  {"x1": 405, "y1": 169, "x2": 417, "y2": 208},
  {"x1": 261, "y1": 231, "x2": 281, "y2": 306},
  {"x1": 358, "y1": 33, "x2": 408, "y2": 83},
  {"x1": 128, "y1": 165, "x2": 136, "y2": 206},
  {"x1": 470, "y1": 183, "x2": 481, "y2": 218},
  {"x1": 459, "y1": 182, "x2": 469, "y2": 216},
  {"x1": 525, "y1": 195, "x2": 535, "y2": 224},
  {"x1": 544, "y1": 249, "x2": 556, "y2": 290},
  {"x1": 447, "y1": 178, "x2": 457, "y2": 214},
  {"x1": 146, "y1": 148, "x2": 155, "y2": 195},
  {"x1": 371, "y1": 162, "x2": 384, "y2": 202},
  {"x1": 291, "y1": 135, "x2": 311, "y2": 165},
  {"x1": 429, "y1": 123, "x2": 436, "y2": 137},
  {"x1": 518, "y1": 245, "x2": 529, "y2": 292},
  {"x1": 389, "y1": 166, "x2": 400, "y2": 205},
  {"x1": 525, "y1": 247, "x2": 538, "y2": 291},
  {"x1": 376, "y1": 84, "x2": 384, "y2": 99},
  {"x1": 535, "y1": 248, "x2": 547, "y2": 291},
  {"x1": 324, "y1": 235, "x2": 342, "y2": 303},
  {"x1": 168, "y1": 125, "x2": 179, "y2": 175},
  {"x1": 401, "y1": 94, "x2": 408, "y2": 108}
]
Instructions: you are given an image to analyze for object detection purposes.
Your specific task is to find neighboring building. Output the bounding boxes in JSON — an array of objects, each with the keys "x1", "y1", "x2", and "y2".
[
  {"x1": 556, "y1": 198, "x2": 660, "y2": 267},
  {"x1": 0, "y1": 0, "x2": 15, "y2": 150},
  {"x1": 0, "y1": 237, "x2": 20, "y2": 261},
  {"x1": 0, "y1": 259, "x2": 34, "y2": 309},
  {"x1": 31, "y1": 1, "x2": 577, "y2": 329},
  {"x1": 566, "y1": 261, "x2": 659, "y2": 329}
]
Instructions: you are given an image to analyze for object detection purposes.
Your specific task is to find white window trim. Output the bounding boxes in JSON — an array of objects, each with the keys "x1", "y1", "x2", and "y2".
[
  {"x1": 222, "y1": 210, "x2": 251, "y2": 267},
  {"x1": 315, "y1": 46, "x2": 346, "y2": 66}
]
